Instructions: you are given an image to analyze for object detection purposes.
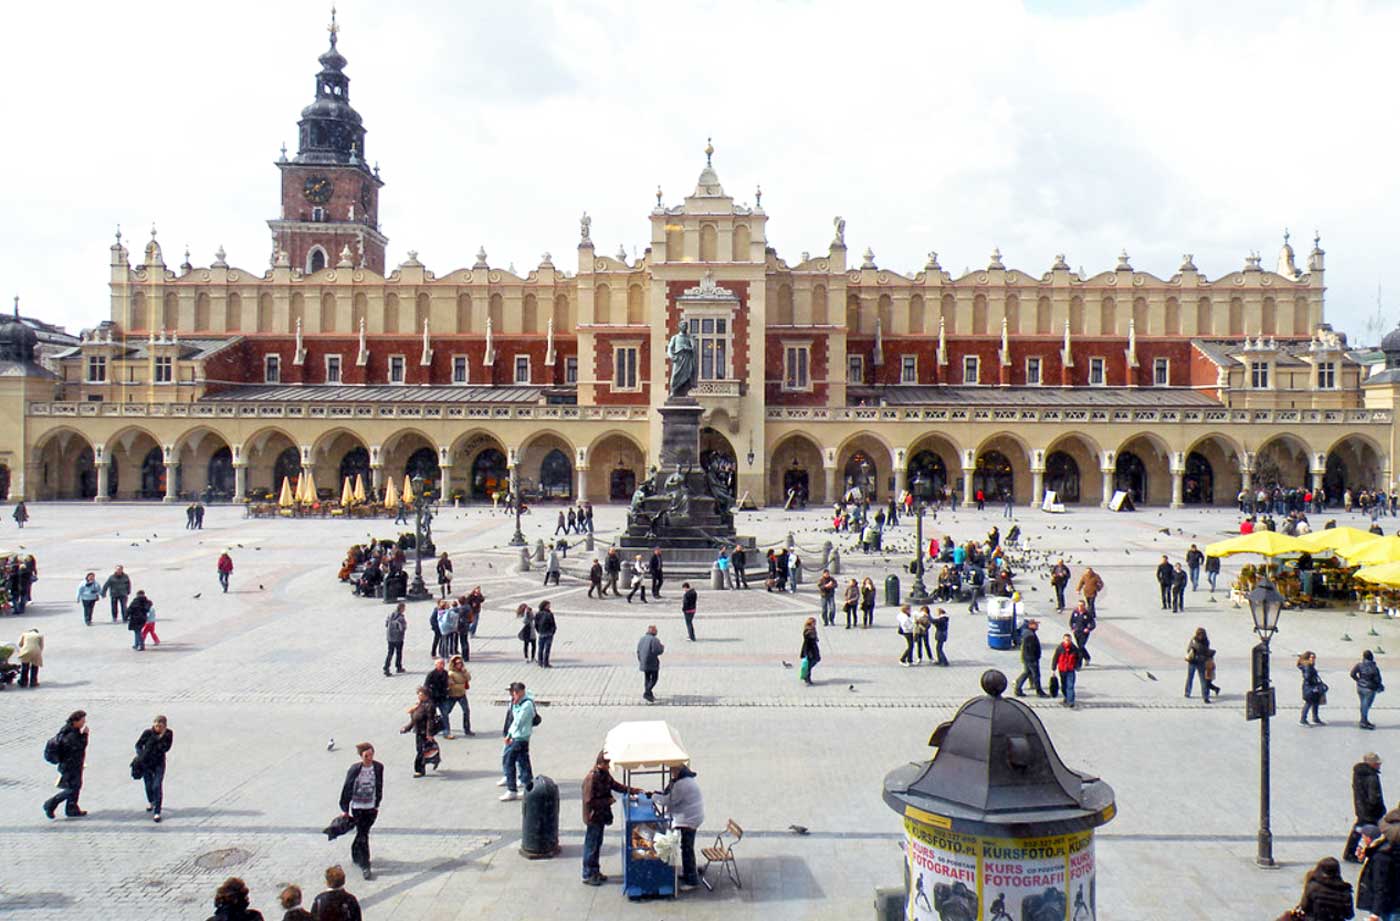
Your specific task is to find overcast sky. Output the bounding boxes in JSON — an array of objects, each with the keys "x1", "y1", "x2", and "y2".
[{"x1": 3, "y1": 0, "x2": 1396, "y2": 342}]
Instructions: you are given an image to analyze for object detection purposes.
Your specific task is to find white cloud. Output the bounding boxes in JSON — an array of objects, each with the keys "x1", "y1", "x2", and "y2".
[{"x1": 1, "y1": 0, "x2": 1395, "y2": 340}]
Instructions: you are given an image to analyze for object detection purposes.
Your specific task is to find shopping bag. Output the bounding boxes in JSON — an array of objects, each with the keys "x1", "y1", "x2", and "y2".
[
  {"x1": 1048, "y1": 674, "x2": 1060, "y2": 698},
  {"x1": 323, "y1": 814, "x2": 355, "y2": 840},
  {"x1": 798, "y1": 657, "x2": 811, "y2": 681}
]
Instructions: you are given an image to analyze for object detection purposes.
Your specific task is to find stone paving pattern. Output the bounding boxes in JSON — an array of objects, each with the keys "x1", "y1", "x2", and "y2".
[{"x1": 0, "y1": 501, "x2": 1393, "y2": 918}]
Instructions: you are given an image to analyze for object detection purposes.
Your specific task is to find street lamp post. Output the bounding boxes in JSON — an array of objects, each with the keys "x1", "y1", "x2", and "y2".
[
  {"x1": 508, "y1": 488, "x2": 527, "y2": 547},
  {"x1": 909, "y1": 472, "x2": 931, "y2": 604},
  {"x1": 1246, "y1": 576, "x2": 1284, "y2": 869},
  {"x1": 860, "y1": 458, "x2": 874, "y2": 502},
  {"x1": 406, "y1": 475, "x2": 433, "y2": 601}
]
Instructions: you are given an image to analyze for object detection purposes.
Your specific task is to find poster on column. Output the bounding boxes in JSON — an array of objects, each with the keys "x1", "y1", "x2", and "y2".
[
  {"x1": 981, "y1": 834, "x2": 1075, "y2": 921},
  {"x1": 903, "y1": 818, "x2": 979, "y2": 921},
  {"x1": 1067, "y1": 833, "x2": 1096, "y2": 920}
]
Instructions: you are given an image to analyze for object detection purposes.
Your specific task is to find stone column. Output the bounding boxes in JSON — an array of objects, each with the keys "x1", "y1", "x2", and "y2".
[
  {"x1": 439, "y1": 465, "x2": 453, "y2": 503},
  {"x1": 1170, "y1": 468, "x2": 1184, "y2": 509},
  {"x1": 1030, "y1": 467, "x2": 1045, "y2": 508},
  {"x1": 823, "y1": 465, "x2": 837, "y2": 505},
  {"x1": 233, "y1": 463, "x2": 247, "y2": 501},
  {"x1": 509, "y1": 464, "x2": 519, "y2": 496},
  {"x1": 962, "y1": 469, "x2": 975, "y2": 506},
  {"x1": 1241, "y1": 464, "x2": 1252, "y2": 492},
  {"x1": 894, "y1": 466, "x2": 907, "y2": 499},
  {"x1": 1100, "y1": 468, "x2": 1114, "y2": 508},
  {"x1": 576, "y1": 466, "x2": 588, "y2": 502},
  {"x1": 1310, "y1": 468, "x2": 1324, "y2": 492},
  {"x1": 164, "y1": 463, "x2": 180, "y2": 503},
  {"x1": 371, "y1": 464, "x2": 384, "y2": 494},
  {"x1": 95, "y1": 461, "x2": 110, "y2": 503}
]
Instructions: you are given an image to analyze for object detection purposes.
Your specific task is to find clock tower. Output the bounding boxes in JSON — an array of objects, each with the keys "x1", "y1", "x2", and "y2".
[{"x1": 269, "y1": 9, "x2": 387, "y2": 275}]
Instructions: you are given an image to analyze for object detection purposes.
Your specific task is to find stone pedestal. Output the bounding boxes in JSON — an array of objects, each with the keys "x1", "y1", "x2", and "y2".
[{"x1": 658, "y1": 399, "x2": 703, "y2": 470}]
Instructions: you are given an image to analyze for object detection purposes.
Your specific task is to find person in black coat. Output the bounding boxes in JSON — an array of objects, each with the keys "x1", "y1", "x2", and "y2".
[
  {"x1": 1015, "y1": 620, "x2": 1047, "y2": 696},
  {"x1": 1155, "y1": 556, "x2": 1174, "y2": 610},
  {"x1": 205, "y1": 876, "x2": 264, "y2": 921},
  {"x1": 134, "y1": 715, "x2": 174, "y2": 821},
  {"x1": 732, "y1": 546, "x2": 748, "y2": 588},
  {"x1": 648, "y1": 549, "x2": 665, "y2": 599},
  {"x1": 127, "y1": 591, "x2": 152, "y2": 651},
  {"x1": 932, "y1": 608, "x2": 950, "y2": 666},
  {"x1": 681, "y1": 582, "x2": 698, "y2": 641},
  {"x1": 1346, "y1": 754, "x2": 1386, "y2": 862},
  {"x1": 43, "y1": 710, "x2": 89, "y2": 818},
  {"x1": 799, "y1": 617, "x2": 821, "y2": 686},
  {"x1": 338, "y1": 743, "x2": 385, "y2": 880},
  {"x1": 534, "y1": 601, "x2": 557, "y2": 667},
  {"x1": 1297, "y1": 856, "x2": 1353, "y2": 921},
  {"x1": 1356, "y1": 828, "x2": 1400, "y2": 917},
  {"x1": 309, "y1": 865, "x2": 361, "y2": 921}
]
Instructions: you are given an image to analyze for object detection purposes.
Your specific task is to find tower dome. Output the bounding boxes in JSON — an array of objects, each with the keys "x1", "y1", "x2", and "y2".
[{"x1": 294, "y1": 8, "x2": 367, "y2": 166}]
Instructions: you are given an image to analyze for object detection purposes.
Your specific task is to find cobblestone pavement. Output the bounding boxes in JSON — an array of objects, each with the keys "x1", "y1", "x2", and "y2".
[{"x1": 1, "y1": 500, "x2": 1396, "y2": 919}]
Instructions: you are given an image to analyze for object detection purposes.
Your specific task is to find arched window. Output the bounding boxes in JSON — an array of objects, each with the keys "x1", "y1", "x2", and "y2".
[
  {"x1": 1294, "y1": 297, "x2": 1311, "y2": 336},
  {"x1": 539, "y1": 449, "x2": 573, "y2": 499},
  {"x1": 195, "y1": 293, "x2": 211, "y2": 331},
  {"x1": 1164, "y1": 298, "x2": 1180, "y2": 335},
  {"x1": 942, "y1": 294, "x2": 957, "y2": 334},
  {"x1": 288, "y1": 294, "x2": 305, "y2": 334},
  {"x1": 320, "y1": 292, "x2": 337, "y2": 332},
  {"x1": 907, "y1": 451, "x2": 946, "y2": 497},
  {"x1": 699, "y1": 224, "x2": 718, "y2": 262},
  {"x1": 162, "y1": 293, "x2": 179, "y2": 331},
  {"x1": 456, "y1": 293, "x2": 472, "y2": 333},
  {"x1": 1036, "y1": 296, "x2": 1052, "y2": 335},
  {"x1": 812, "y1": 284, "x2": 828, "y2": 325},
  {"x1": 415, "y1": 293, "x2": 430, "y2": 332},
  {"x1": 339, "y1": 446, "x2": 370, "y2": 489},
  {"x1": 307, "y1": 246, "x2": 328, "y2": 274},
  {"x1": 1132, "y1": 297, "x2": 1148, "y2": 334},
  {"x1": 404, "y1": 447, "x2": 441, "y2": 497},
  {"x1": 352, "y1": 293, "x2": 367, "y2": 332},
  {"x1": 1196, "y1": 297, "x2": 1212, "y2": 335},
  {"x1": 627, "y1": 285, "x2": 644, "y2": 325},
  {"x1": 554, "y1": 294, "x2": 570, "y2": 330},
  {"x1": 226, "y1": 293, "x2": 242, "y2": 332},
  {"x1": 1261, "y1": 297, "x2": 1277, "y2": 336},
  {"x1": 470, "y1": 448, "x2": 508, "y2": 500},
  {"x1": 384, "y1": 294, "x2": 399, "y2": 334},
  {"x1": 972, "y1": 295, "x2": 988, "y2": 335},
  {"x1": 1004, "y1": 295, "x2": 1020, "y2": 333},
  {"x1": 732, "y1": 224, "x2": 751, "y2": 262},
  {"x1": 1045, "y1": 451, "x2": 1080, "y2": 503},
  {"x1": 908, "y1": 294, "x2": 924, "y2": 334},
  {"x1": 1099, "y1": 297, "x2": 1116, "y2": 336},
  {"x1": 666, "y1": 225, "x2": 684, "y2": 262},
  {"x1": 131, "y1": 292, "x2": 147, "y2": 330},
  {"x1": 489, "y1": 293, "x2": 504, "y2": 330},
  {"x1": 846, "y1": 293, "x2": 861, "y2": 332},
  {"x1": 257, "y1": 293, "x2": 274, "y2": 332},
  {"x1": 1228, "y1": 298, "x2": 1244, "y2": 336},
  {"x1": 1070, "y1": 296, "x2": 1085, "y2": 335},
  {"x1": 776, "y1": 284, "x2": 794, "y2": 325},
  {"x1": 522, "y1": 294, "x2": 538, "y2": 333},
  {"x1": 594, "y1": 285, "x2": 611, "y2": 325}
]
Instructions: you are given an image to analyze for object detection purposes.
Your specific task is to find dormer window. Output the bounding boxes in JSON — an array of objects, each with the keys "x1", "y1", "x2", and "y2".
[{"x1": 307, "y1": 246, "x2": 327, "y2": 273}]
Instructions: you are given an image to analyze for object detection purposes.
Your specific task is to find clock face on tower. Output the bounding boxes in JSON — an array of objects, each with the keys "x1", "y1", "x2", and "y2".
[{"x1": 303, "y1": 175, "x2": 334, "y2": 205}]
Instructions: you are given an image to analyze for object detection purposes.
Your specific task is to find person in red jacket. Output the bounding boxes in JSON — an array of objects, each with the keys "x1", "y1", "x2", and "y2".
[
  {"x1": 217, "y1": 553, "x2": 234, "y2": 593},
  {"x1": 1055, "y1": 634, "x2": 1081, "y2": 708}
]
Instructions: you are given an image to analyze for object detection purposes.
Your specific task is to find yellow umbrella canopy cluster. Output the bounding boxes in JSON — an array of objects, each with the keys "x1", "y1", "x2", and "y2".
[
  {"x1": 383, "y1": 476, "x2": 400, "y2": 509},
  {"x1": 401, "y1": 475, "x2": 416, "y2": 505},
  {"x1": 1292, "y1": 526, "x2": 1378, "y2": 555},
  {"x1": 298, "y1": 470, "x2": 319, "y2": 503},
  {"x1": 277, "y1": 476, "x2": 295, "y2": 508},
  {"x1": 1346, "y1": 535, "x2": 1400, "y2": 567},
  {"x1": 1203, "y1": 531, "x2": 1305, "y2": 559},
  {"x1": 1354, "y1": 561, "x2": 1400, "y2": 589},
  {"x1": 340, "y1": 477, "x2": 355, "y2": 507},
  {"x1": 353, "y1": 474, "x2": 367, "y2": 503}
]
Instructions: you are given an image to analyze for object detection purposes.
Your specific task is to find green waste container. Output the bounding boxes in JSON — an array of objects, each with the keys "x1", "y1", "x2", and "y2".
[{"x1": 884, "y1": 574, "x2": 900, "y2": 606}]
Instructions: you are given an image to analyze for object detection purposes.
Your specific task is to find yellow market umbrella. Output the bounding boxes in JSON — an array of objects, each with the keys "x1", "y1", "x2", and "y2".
[
  {"x1": 353, "y1": 474, "x2": 367, "y2": 503},
  {"x1": 383, "y1": 476, "x2": 399, "y2": 509},
  {"x1": 401, "y1": 475, "x2": 415, "y2": 505},
  {"x1": 301, "y1": 470, "x2": 319, "y2": 504},
  {"x1": 340, "y1": 477, "x2": 354, "y2": 507},
  {"x1": 1293, "y1": 526, "x2": 1378, "y2": 555},
  {"x1": 277, "y1": 476, "x2": 295, "y2": 508},
  {"x1": 1203, "y1": 531, "x2": 1306, "y2": 559},
  {"x1": 1354, "y1": 561, "x2": 1400, "y2": 589},
  {"x1": 1344, "y1": 535, "x2": 1400, "y2": 567}
]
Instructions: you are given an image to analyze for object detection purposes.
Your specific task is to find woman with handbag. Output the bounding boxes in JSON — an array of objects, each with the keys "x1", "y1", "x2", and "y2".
[
  {"x1": 133, "y1": 715, "x2": 173, "y2": 822},
  {"x1": 1350, "y1": 649, "x2": 1384, "y2": 730},
  {"x1": 1185, "y1": 628, "x2": 1213, "y2": 703},
  {"x1": 516, "y1": 604, "x2": 536, "y2": 662},
  {"x1": 860, "y1": 577, "x2": 877, "y2": 628},
  {"x1": 445, "y1": 655, "x2": 473, "y2": 736},
  {"x1": 799, "y1": 617, "x2": 821, "y2": 686},
  {"x1": 913, "y1": 607, "x2": 933, "y2": 663},
  {"x1": 1299, "y1": 651, "x2": 1328, "y2": 726},
  {"x1": 401, "y1": 686, "x2": 439, "y2": 777}
]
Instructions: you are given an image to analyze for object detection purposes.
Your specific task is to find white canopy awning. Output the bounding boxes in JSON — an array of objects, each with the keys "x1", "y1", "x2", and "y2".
[{"x1": 604, "y1": 721, "x2": 690, "y2": 771}]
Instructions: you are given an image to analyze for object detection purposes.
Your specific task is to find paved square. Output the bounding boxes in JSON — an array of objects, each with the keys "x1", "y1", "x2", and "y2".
[{"x1": 0, "y1": 500, "x2": 1393, "y2": 919}]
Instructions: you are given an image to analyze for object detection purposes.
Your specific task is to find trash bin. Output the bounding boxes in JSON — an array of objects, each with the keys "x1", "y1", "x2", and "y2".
[
  {"x1": 986, "y1": 596, "x2": 1016, "y2": 650},
  {"x1": 884, "y1": 574, "x2": 900, "y2": 606},
  {"x1": 711, "y1": 563, "x2": 724, "y2": 590},
  {"x1": 520, "y1": 775, "x2": 560, "y2": 858}
]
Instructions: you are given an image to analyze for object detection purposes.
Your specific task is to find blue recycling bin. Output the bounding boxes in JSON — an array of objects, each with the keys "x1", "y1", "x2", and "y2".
[{"x1": 986, "y1": 597, "x2": 1016, "y2": 650}]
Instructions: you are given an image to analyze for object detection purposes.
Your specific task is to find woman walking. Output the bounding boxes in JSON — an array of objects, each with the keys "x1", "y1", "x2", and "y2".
[
  {"x1": 799, "y1": 617, "x2": 821, "y2": 686},
  {"x1": 1299, "y1": 650, "x2": 1327, "y2": 726},
  {"x1": 843, "y1": 579, "x2": 860, "y2": 629},
  {"x1": 860, "y1": 576, "x2": 877, "y2": 628},
  {"x1": 914, "y1": 606, "x2": 934, "y2": 663},
  {"x1": 436, "y1": 552, "x2": 453, "y2": 599},
  {"x1": 517, "y1": 604, "x2": 536, "y2": 661},
  {"x1": 401, "y1": 686, "x2": 439, "y2": 777},
  {"x1": 1184, "y1": 628, "x2": 1213, "y2": 703},
  {"x1": 932, "y1": 608, "x2": 950, "y2": 666},
  {"x1": 897, "y1": 605, "x2": 916, "y2": 667},
  {"x1": 76, "y1": 573, "x2": 101, "y2": 626},
  {"x1": 445, "y1": 655, "x2": 473, "y2": 736},
  {"x1": 133, "y1": 715, "x2": 173, "y2": 822},
  {"x1": 140, "y1": 603, "x2": 161, "y2": 647},
  {"x1": 1350, "y1": 649, "x2": 1384, "y2": 730}
]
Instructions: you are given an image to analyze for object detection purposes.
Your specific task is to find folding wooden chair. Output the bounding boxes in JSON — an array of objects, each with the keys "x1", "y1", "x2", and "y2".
[{"x1": 700, "y1": 819, "x2": 743, "y2": 891}]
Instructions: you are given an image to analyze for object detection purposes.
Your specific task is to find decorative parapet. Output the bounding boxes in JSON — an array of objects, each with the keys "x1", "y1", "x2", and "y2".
[{"x1": 28, "y1": 401, "x2": 651, "y2": 422}]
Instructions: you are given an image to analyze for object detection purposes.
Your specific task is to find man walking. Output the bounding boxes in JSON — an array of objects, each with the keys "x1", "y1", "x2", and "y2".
[
  {"x1": 499, "y1": 682, "x2": 536, "y2": 801},
  {"x1": 816, "y1": 569, "x2": 838, "y2": 626},
  {"x1": 217, "y1": 552, "x2": 234, "y2": 593},
  {"x1": 581, "y1": 751, "x2": 640, "y2": 886},
  {"x1": 627, "y1": 555, "x2": 649, "y2": 604},
  {"x1": 384, "y1": 603, "x2": 407, "y2": 676},
  {"x1": 648, "y1": 548, "x2": 665, "y2": 599},
  {"x1": 1050, "y1": 559, "x2": 1070, "y2": 611},
  {"x1": 102, "y1": 564, "x2": 131, "y2": 623},
  {"x1": 587, "y1": 558, "x2": 604, "y2": 598},
  {"x1": 1069, "y1": 601, "x2": 1095, "y2": 666},
  {"x1": 43, "y1": 710, "x2": 89, "y2": 819},
  {"x1": 1185, "y1": 543, "x2": 1205, "y2": 591},
  {"x1": 1076, "y1": 566, "x2": 1104, "y2": 616},
  {"x1": 1171, "y1": 563, "x2": 1188, "y2": 613},
  {"x1": 681, "y1": 582, "x2": 697, "y2": 641},
  {"x1": 339, "y1": 742, "x2": 384, "y2": 880},
  {"x1": 1155, "y1": 555, "x2": 1173, "y2": 610},
  {"x1": 637, "y1": 625, "x2": 664, "y2": 703},
  {"x1": 604, "y1": 548, "x2": 622, "y2": 597},
  {"x1": 534, "y1": 601, "x2": 557, "y2": 667},
  {"x1": 1015, "y1": 620, "x2": 1047, "y2": 697},
  {"x1": 425, "y1": 659, "x2": 450, "y2": 738},
  {"x1": 127, "y1": 591, "x2": 152, "y2": 651},
  {"x1": 1345, "y1": 753, "x2": 1385, "y2": 863},
  {"x1": 544, "y1": 546, "x2": 561, "y2": 587}
]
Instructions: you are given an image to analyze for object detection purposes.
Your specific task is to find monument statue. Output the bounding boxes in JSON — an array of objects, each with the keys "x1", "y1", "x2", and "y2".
[{"x1": 666, "y1": 320, "x2": 698, "y2": 398}]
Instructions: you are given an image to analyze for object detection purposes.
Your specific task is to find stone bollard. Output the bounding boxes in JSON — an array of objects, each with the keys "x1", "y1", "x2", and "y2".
[
  {"x1": 711, "y1": 563, "x2": 725, "y2": 590},
  {"x1": 585, "y1": 532, "x2": 595, "y2": 552},
  {"x1": 819, "y1": 540, "x2": 832, "y2": 569},
  {"x1": 792, "y1": 559, "x2": 803, "y2": 587},
  {"x1": 786, "y1": 531, "x2": 795, "y2": 549},
  {"x1": 517, "y1": 547, "x2": 531, "y2": 572},
  {"x1": 880, "y1": 670, "x2": 1116, "y2": 920},
  {"x1": 830, "y1": 547, "x2": 842, "y2": 575},
  {"x1": 534, "y1": 539, "x2": 546, "y2": 562}
]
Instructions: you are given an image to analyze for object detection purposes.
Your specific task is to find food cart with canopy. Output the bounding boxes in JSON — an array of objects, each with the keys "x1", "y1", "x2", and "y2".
[{"x1": 603, "y1": 721, "x2": 690, "y2": 900}]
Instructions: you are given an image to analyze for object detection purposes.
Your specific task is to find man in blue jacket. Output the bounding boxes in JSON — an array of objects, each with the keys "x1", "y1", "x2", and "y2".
[{"x1": 500, "y1": 682, "x2": 536, "y2": 801}]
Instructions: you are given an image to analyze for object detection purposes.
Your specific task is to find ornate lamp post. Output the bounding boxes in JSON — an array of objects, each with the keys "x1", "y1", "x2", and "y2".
[
  {"x1": 406, "y1": 475, "x2": 433, "y2": 601},
  {"x1": 508, "y1": 485, "x2": 527, "y2": 547},
  {"x1": 908, "y1": 472, "x2": 931, "y2": 604},
  {"x1": 860, "y1": 458, "x2": 874, "y2": 501},
  {"x1": 1246, "y1": 576, "x2": 1284, "y2": 868}
]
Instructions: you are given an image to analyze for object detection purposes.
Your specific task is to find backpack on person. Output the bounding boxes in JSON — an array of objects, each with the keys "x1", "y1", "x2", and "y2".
[{"x1": 43, "y1": 733, "x2": 63, "y2": 765}]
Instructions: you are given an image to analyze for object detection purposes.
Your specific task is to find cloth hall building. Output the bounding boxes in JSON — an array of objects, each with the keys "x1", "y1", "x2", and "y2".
[{"x1": 1, "y1": 23, "x2": 1397, "y2": 509}]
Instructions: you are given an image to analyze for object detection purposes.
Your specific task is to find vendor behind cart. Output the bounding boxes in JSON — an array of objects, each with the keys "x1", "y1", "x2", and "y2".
[
  {"x1": 581, "y1": 751, "x2": 642, "y2": 887},
  {"x1": 653, "y1": 764, "x2": 705, "y2": 891}
]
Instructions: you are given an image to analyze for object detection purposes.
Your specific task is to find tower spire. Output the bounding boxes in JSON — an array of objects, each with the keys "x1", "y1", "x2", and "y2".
[{"x1": 328, "y1": 5, "x2": 339, "y2": 47}]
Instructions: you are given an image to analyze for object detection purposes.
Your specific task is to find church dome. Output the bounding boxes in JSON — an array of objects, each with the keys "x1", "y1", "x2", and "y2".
[
  {"x1": 0, "y1": 315, "x2": 38, "y2": 362},
  {"x1": 1381, "y1": 323, "x2": 1400, "y2": 362}
]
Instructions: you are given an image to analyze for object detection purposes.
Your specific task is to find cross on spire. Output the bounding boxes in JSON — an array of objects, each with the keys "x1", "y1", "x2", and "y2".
[
  {"x1": 328, "y1": 5, "x2": 339, "y2": 45},
  {"x1": 705, "y1": 137, "x2": 713, "y2": 167}
]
